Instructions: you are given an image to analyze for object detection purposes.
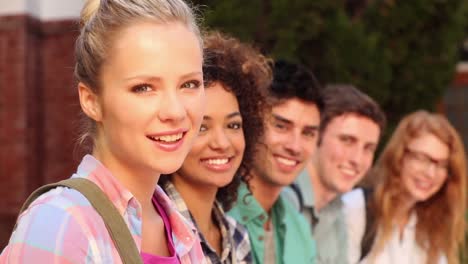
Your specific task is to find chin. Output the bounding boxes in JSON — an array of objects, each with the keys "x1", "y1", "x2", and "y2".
[
  {"x1": 156, "y1": 161, "x2": 185, "y2": 175},
  {"x1": 410, "y1": 191, "x2": 431, "y2": 203}
]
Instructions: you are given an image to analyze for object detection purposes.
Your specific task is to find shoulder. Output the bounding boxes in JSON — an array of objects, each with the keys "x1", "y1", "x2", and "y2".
[
  {"x1": 277, "y1": 195, "x2": 312, "y2": 234},
  {"x1": 281, "y1": 185, "x2": 301, "y2": 211},
  {"x1": 225, "y1": 215, "x2": 252, "y2": 262},
  {"x1": 3, "y1": 187, "x2": 113, "y2": 263},
  {"x1": 225, "y1": 214, "x2": 250, "y2": 243},
  {"x1": 342, "y1": 188, "x2": 367, "y2": 215},
  {"x1": 341, "y1": 188, "x2": 368, "y2": 264}
]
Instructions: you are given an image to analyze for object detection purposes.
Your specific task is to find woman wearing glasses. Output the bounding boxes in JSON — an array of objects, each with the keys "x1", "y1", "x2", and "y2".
[{"x1": 344, "y1": 110, "x2": 466, "y2": 264}]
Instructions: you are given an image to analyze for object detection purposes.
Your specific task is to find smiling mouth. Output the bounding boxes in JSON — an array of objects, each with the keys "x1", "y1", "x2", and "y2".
[
  {"x1": 414, "y1": 178, "x2": 433, "y2": 191},
  {"x1": 204, "y1": 158, "x2": 230, "y2": 165},
  {"x1": 339, "y1": 167, "x2": 358, "y2": 179},
  {"x1": 147, "y1": 132, "x2": 184, "y2": 143},
  {"x1": 275, "y1": 156, "x2": 298, "y2": 166}
]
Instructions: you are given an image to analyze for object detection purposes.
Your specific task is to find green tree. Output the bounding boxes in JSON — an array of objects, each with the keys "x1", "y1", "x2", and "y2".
[{"x1": 194, "y1": 0, "x2": 468, "y2": 132}]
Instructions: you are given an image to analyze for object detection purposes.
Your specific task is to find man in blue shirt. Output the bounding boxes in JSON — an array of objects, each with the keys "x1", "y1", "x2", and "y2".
[
  {"x1": 283, "y1": 84, "x2": 386, "y2": 263},
  {"x1": 229, "y1": 60, "x2": 323, "y2": 264}
]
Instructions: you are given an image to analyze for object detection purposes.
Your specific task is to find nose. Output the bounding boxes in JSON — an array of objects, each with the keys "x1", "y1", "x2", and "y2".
[
  {"x1": 424, "y1": 162, "x2": 438, "y2": 178},
  {"x1": 284, "y1": 132, "x2": 301, "y2": 156},
  {"x1": 209, "y1": 128, "x2": 231, "y2": 151},
  {"x1": 158, "y1": 90, "x2": 186, "y2": 123},
  {"x1": 348, "y1": 146, "x2": 365, "y2": 168}
]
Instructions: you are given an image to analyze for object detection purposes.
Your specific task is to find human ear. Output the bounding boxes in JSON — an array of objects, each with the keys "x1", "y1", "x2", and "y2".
[{"x1": 78, "y1": 82, "x2": 102, "y2": 122}]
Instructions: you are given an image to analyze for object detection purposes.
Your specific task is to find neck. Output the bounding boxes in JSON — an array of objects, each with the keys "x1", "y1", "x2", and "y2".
[
  {"x1": 248, "y1": 174, "x2": 282, "y2": 213},
  {"x1": 308, "y1": 160, "x2": 337, "y2": 212},
  {"x1": 170, "y1": 174, "x2": 218, "y2": 234},
  {"x1": 394, "y1": 193, "x2": 416, "y2": 231},
  {"x1": 92, "y1": 146, "x2": 159, "y2": 211}
]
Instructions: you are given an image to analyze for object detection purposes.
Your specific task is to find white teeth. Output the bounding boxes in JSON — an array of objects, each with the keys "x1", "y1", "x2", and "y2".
[
  {"x1": 340, "y1": 168, "x2": 357, "y2": 177},
  {"x1": 151, "y1": 133, "x2": 183, "y2": 142},
  {"x1": 415, "y1": 179, "x2": 431, "y2": 190},
  {"x1": 276, "y1": 157, "x2": 296, "y2": 166},
  {"x1": 206, "y1": 158, "x2": 229, "y2": 165}
]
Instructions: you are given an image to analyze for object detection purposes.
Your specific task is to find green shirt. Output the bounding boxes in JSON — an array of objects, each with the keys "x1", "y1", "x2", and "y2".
[{"x1": 228, "y1": 183, "x2": 316, "y2": 264}]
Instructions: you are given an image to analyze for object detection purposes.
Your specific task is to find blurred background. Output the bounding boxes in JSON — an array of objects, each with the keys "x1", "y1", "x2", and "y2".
[{"x1": 0, "y1": 0, "x2": 467, "y2": 249}]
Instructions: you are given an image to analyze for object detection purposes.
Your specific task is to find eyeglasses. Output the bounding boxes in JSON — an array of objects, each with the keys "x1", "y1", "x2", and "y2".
[{"x1": 404, "y1": 148, "x2": 449, "y2": 174}]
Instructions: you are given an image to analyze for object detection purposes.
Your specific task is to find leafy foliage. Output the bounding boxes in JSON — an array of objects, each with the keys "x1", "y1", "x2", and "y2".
[{"x1": 193, "y1": 0, "x2": 468, "y2": 130}]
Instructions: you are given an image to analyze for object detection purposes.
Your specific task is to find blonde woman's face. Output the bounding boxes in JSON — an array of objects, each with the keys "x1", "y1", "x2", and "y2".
[
  {"x1": 401, "y1": 133, "x2": 450, "y2": 203},
  {"x1": 83, "y1": 21, "x2": 205, "y2": 176}
]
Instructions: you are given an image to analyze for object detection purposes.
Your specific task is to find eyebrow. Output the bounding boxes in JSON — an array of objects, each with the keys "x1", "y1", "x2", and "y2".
[
  {"x1": 203, "y1": 112, "x2": 241, "y2": 120},
  {"x1": 273, "y1": 113, "x2": 319, "y2": 129},
  {"x1": 123, "y1": 71, "x2": 203, "y2": 82},
  {"x1": 272, "y1": 114, "x2": 293, "y2": 124},
  {"x1": 304, "y1": 125, "x2": 320, "y2": 131}
]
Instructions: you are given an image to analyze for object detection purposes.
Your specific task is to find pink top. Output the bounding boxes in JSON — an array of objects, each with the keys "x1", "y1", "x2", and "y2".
[
  {"x1": 140, "y1": 195, "x2": 180, "y2": 264},
  {"x1": 1, "y1": 155, "x2": 206, "y2": 264}
]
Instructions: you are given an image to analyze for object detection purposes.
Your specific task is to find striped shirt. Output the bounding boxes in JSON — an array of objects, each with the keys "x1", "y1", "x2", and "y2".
[
  {"x1": 0, "y1": 155, "x2": 206, "y2": 264},
  {"x1": 162, "y1": 181, "x2": 252, "y2": 264}
]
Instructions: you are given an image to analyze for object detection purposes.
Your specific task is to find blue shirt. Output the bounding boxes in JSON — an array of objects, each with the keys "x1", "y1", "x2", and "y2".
[{"x1": 283, "y1": 170, "x2": 348, "y2": 264}]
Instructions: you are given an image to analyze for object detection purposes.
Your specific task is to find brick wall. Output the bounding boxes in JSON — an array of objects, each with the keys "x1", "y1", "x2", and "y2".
[{"x1": 0, "y1": 15, "x2": 80, "y2": 248}]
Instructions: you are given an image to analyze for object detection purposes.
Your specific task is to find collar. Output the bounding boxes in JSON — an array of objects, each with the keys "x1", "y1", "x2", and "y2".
[
  {"x1": 235, "y1": 183, "x2": 269, "y2": 225},
  {"x1": 296, "y1": 169, "x2": 315, "y2": 207},
  {"x1": 153, "y1": 185, "x2": 200, "y2": 257},
  {"x1": 162, "y1": 180, "x2": 232, "y2": 260},
  {"x1": 74, "y1": 154, "x2": 138, "y2": 219}
]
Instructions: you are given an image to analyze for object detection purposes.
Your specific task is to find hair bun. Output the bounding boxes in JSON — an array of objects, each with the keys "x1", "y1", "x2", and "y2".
[{"x1": 81, "y1": 0, "x2": 101, "y2": 27}]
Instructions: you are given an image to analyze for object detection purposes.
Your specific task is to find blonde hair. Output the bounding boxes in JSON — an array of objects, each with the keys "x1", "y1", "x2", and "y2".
[
  {"x1": 75, "y1": 0, "x2": 201, "y2": 146},
  {"x1": 369, "y1": 110, "x2": 467, "y2": 264}
]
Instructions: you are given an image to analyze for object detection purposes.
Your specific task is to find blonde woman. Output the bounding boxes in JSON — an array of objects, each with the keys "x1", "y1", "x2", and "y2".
[{"x1": 1, "y1": 0, "x2": 206, "y2": 263}]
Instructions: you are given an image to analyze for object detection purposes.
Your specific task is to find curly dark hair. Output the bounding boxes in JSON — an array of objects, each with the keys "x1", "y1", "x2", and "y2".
[
  {"x1": 202, "y1": 31, "x2": 272, "y2": 210},
  {"x1": 159, "y1": 31, "x2": 272, "y2": 210}
]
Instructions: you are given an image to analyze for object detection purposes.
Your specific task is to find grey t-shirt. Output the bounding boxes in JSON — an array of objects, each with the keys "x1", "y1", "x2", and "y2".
[{"x1": 264, "y1": 228, "x2": 276, "y2": 264}]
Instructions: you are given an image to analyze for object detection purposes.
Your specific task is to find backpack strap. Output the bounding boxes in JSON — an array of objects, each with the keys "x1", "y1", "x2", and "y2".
[
  {"x1": 16, "y1": 178, "x2": 143, "y2": 264},
  {"x1": 359, "y1": 187, "x2": 377, "y2": 261},
  {"x1": 289, "y1": 183, "x2": 319, "y2": 226},
  {"x1": 289, "y1": 183, "x2": 304, "y2": 212}
]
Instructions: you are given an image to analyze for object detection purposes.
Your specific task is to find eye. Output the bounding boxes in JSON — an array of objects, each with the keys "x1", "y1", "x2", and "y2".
[
  {"x1": 199, "y1": 124, "x2": 207, "y2": 132},
  {"x1": 181, "y1": 80, "x2": 201, "y2": 89},
  {"x1": 273, "y1": 122, "x2": 287, "y2": 131},
  {"x1": 228, "y1": 122, "x2": 242, "y2": 130},
  {"x1": 303, "y1": 130, "x2": 317, "y2": 138},
  {"x1": 339, "y1": 135, "x2": 353, "y2": 144},
  {"x1": 365, "y1": 145, "x2": 377, "y2": 153},
  {"x1": 132, "y1": 83, "x2": 153, "y2": 93}
]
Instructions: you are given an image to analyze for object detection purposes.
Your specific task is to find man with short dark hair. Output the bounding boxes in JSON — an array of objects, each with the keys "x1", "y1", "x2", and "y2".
[
  {"x1": 284, "y1": 84, "x2": 386, "y2": 263},
  {"x1": 229, "y1": 60, "x2": 323, "y2": 264}
]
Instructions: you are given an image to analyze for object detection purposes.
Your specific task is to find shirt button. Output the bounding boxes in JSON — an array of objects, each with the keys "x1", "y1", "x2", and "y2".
[
  {"x1": 242, "y1": 216, "x2": 248, "y2": 221},
  {"x1": 258, "y1": 235, "x2": 264, "y2": 241},
  {"x1": 258, "y1": 215, "x2": 265, "y2": 221}
]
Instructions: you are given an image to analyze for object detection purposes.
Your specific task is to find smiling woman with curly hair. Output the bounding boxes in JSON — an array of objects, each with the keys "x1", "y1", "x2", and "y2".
[{"x1": 159, "y1": 31, "x2": 272, "y2": 263}]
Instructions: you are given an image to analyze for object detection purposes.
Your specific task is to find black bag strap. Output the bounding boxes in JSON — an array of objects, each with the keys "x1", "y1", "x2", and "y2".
[
  {"x1": 15, "y1": 178, "x2": 143, "y2": 264},
  {"x1": 359, "y1": 187, "x2": 377, "y2": 261},
  {"x1": 289, "y1": 183, "x2": 304, "y2": 212},
  {"x1": 289, "y1": 183, "x2": 319, "y2": 226}
]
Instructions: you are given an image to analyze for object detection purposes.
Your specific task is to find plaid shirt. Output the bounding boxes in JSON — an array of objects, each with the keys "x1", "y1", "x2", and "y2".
[
  {"x1": 162, "y1": 181, "x2": 252, "y2": 264},
  {"x1": 1, "y1": 155, "x2": 206, "y2": 264}
]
